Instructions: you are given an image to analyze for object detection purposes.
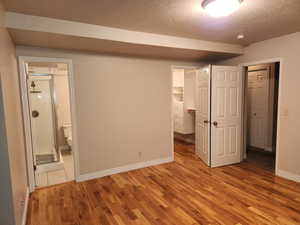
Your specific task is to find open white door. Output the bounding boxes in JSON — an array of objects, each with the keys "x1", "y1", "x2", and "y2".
[
  {"x1": 195, "y1": 66, "x2": 211, "y2": 166},
  {"x1": 210, "y1": 66, "x2": 242, "y2": 167}
]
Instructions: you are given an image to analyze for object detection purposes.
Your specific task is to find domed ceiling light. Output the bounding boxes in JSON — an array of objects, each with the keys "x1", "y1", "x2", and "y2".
[{"x1": 202, "y1": 0, "x2": 243, "y2": 17}]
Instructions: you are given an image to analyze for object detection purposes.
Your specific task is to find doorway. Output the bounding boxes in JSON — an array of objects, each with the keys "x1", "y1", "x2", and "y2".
[
  {"x1": 172, "y1": 66, "x2": 197, "y2": 156},
  {"x1": 179, "y1": 62, "x2": 281, "y2": 172},
  {"x1": 172, "y1": 65, "x2": 243, "y2": 168},
  {"x1": 243, "y1": 62, "x2": 280, "y2": 172},
  {"x1": 19, "y1": 57, "x2": 78, "y2": 190}
]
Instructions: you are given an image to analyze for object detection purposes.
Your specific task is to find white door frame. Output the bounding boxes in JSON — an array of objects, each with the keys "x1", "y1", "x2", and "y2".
[
  {"x1": 18, "y1": 56, "x2": 80, "y2": 192},
  {"x1": 170, "y1": 65, "x2": 199, "y2": 160},
  {"x1": 239, "y1": 58, "x2": 283, "y2": 176}
]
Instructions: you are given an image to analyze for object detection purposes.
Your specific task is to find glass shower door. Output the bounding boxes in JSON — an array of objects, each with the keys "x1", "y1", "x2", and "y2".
[{"x1": 28, "y1": 75, "x2": 58, "y2": 166}]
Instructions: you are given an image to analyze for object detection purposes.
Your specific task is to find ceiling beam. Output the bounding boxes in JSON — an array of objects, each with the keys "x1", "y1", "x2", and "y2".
[{"x1": 5, "y1": 12, "x2": 243, "y2": 55}]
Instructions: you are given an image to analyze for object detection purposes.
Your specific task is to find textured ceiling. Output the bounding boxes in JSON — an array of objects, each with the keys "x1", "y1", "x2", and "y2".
[{"x1": 4, "y1": 0, "x2": 300, "y2": 45}]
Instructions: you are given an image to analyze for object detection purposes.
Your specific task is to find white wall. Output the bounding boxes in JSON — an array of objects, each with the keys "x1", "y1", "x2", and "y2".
[
  {"x1": 53, "y1": 73, "x2": 71, "y2": 148},
  {"x1": 0, "y1": 77, "x2": 15, "y2": 225},
  {"x1": 220, "y1": 32, "x2": 300, "y2": 178},
  {"x1": 184, "y1": 70, "x2": 196, "y2": 110},
  {"x1": 16, "y1": 46, "x2": 202, "y2": 176},
  {"x1": 0, "y1": 1, "x2": 28, "y2": 225}
]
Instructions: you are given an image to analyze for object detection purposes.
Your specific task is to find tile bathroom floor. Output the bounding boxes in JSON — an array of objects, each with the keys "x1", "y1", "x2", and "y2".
[{"x1": 36, "y1": 151, "x2": 74, "y2": 187}]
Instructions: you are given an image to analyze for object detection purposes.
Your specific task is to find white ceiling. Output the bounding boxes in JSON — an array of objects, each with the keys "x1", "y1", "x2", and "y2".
[{"x1": 4, "y1": 0, "x2": 300, "y2": 45}]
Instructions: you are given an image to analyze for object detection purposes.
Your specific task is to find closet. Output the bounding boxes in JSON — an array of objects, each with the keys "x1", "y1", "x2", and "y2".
[{"x1": 247, "y1": 64, "x2": 276, "y2": 152}]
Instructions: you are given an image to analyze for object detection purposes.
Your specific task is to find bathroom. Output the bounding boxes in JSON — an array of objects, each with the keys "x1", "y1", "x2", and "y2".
[{"x1": 26, "y1": 62, "x2": 74, "y2": 187}]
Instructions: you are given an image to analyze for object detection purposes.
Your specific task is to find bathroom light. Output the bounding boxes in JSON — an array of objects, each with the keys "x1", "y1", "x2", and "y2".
[{"x1": 202, "y1": 0, "x2": 243, "y2": 17}]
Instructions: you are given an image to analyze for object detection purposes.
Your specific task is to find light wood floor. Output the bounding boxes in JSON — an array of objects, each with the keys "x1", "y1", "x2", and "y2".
[{"x1": 26, "y1": 142, "x2": 300, "y2": 225}]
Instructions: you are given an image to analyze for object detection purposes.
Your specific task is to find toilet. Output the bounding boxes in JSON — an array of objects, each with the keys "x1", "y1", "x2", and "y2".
[{"x1": 62, "y1": 124, "x2": 72, "y2": 149}]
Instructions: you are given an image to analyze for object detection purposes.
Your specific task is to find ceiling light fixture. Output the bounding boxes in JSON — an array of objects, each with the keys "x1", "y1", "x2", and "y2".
[
  {"x1": 202, "y1": 0, "x2": 243, "y2": 17},
  {"x1": 237, "y1": 33, "x2": 244, "y2": 39}
]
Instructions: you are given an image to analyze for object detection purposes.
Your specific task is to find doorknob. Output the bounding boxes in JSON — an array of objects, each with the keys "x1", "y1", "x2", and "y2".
[
  {"x1": 32, "y1": 110, "x2": 39, "y2": 118},
  {"x1": 204, "y1": 120, "x2": 209, "y2": 124},
  {"x1": 212, "y1": 121, "x2": 218, "y2": 127}
]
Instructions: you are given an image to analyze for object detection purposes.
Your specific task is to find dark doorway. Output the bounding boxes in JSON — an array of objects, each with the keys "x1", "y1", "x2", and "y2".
[{"x1": 245, "y1": 62, "x2": 280, "y2": 172}]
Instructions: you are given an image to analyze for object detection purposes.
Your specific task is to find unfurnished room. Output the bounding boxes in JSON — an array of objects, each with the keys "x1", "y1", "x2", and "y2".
[{"x1": 1, "y1": 0, "x2": 300, "y2": 225}]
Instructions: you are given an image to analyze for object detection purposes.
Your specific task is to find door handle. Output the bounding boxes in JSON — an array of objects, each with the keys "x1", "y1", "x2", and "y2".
[
  {"x1": 32, "y1": 110, "x2": 39, "y2": 118},
  {"x1": 212, "y1": 121, "x2": 218, "y2": 127},
  {"x1": 204, "y1": 120, "x2": 209, "y2": 124}
]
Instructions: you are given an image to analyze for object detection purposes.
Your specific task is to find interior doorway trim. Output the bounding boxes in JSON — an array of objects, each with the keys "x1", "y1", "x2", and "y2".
[
  {"x1": 18, "y1": 56, "x2": 80, "y2": 192},
  {"x1": 239, "y1": 57, "x2": 283, "y2": 176}
]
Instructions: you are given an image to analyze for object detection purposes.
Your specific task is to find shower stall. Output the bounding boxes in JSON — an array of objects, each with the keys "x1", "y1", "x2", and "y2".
[{"x1": 27, "y1": 74, "x2": 59, "y2": 166}]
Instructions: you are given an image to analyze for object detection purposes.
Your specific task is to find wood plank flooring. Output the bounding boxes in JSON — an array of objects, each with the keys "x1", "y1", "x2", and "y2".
[{"x1": 26, "y1": 142, "x2": 300, "y2": 225}]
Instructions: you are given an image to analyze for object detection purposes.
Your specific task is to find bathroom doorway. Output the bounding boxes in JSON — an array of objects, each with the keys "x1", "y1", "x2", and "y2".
[
  {"x1": 172, "y1": 66, "x2": 197, "y2": 156},
  {"x1": 19, "y1": 57, "x2": 78, "y2": 190}
]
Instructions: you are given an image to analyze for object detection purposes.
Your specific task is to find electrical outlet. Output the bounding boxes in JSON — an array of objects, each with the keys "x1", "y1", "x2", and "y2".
[{"x1": 138, "y1": 152, "x2": 142, "y2": 159}]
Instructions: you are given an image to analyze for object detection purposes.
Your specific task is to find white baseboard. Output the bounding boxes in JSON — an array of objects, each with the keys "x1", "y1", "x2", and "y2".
[
  {"x1": 77, "y1": 156, "x2": 173, "y2": 182},
  {"x1": 276, "y1": 169, "x2": 300, "y2": 183},
  {"x1": 21, "y1": 187, "x2": 30, "y2": 225}
]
